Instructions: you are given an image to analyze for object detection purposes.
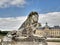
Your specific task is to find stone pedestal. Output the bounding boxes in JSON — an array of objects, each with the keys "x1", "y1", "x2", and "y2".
[{"x1": 11, "y1": 41, "x2": 47, "y2": 45}]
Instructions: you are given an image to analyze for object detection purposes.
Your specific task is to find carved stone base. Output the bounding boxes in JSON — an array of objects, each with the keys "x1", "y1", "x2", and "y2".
[{"x1": 11, "y1": 41, "x2": 47, "y2": 45}]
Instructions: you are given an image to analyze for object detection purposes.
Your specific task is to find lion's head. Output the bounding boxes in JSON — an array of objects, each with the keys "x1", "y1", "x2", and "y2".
[{"x1": 27, "y1": 12, "x2": 39, "y2": 24}]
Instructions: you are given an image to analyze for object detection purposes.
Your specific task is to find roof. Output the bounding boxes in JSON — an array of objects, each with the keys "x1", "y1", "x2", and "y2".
[
  {"x1": 50, "y1": 26, "x2": 60, "y2": 29},
  {"x1": 37, "y1": 25, "x2": 60, "y2": 30}
]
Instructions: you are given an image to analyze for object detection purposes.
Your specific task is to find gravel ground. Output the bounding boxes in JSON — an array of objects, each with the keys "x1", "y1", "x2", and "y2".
[{"x1": 47, "y1": 42, "x2": 60, "y2": 45}]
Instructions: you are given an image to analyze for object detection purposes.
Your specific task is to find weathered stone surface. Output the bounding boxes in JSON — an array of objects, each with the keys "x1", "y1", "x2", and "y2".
[
  {"x1": 18, "y1": 12, "x2": 41, "y2": 37},
  {"x1": 1, "y1": 12, "x2": 47, "y2": 45},
  {"x1": 12, "y1": 42, "x2": 41, "y2": 45}
]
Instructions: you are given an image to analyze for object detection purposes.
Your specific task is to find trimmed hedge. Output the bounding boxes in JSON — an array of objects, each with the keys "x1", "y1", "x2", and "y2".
[{"x1": 0, "y1": 31, "x2": 8, "y2": 36}]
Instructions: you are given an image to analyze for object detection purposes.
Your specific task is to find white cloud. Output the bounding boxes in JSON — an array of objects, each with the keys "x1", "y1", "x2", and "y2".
[
  {"x1": 0, "y1": 0, "x2": 26, "y2": 8},
  {"x1": 0, "y1": 16, "x2": 27, "y2": 31},
  {"x1": 0, "y1": 12, "x2": 60, "y2": 31},
  {"x1": 39, "y1": 12, "x2": 60, "y2": 27}
]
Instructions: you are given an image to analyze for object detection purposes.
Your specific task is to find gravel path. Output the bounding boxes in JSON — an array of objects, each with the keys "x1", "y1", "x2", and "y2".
[{"x1": 47, "y1": 42, "x2": 60, "y2": 45}]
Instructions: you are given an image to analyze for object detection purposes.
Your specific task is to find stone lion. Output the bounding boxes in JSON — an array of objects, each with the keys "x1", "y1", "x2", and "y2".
[
  {"x1": 18, "y1": 12, "x2": 41, "y2": 37},
  {"x1": 2, "y1": 12, "x2": 42, "y2": 45}
]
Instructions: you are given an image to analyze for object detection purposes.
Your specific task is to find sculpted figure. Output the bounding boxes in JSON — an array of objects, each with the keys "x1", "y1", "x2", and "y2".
[
  {"x1": 18, "y1": 12, "x2": 41, "y2": 37},
  {"x1": 2, "y1": 12, "x2": 43, "y2": 45}
]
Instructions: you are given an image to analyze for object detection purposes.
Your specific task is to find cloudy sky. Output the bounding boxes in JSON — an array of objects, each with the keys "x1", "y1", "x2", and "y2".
[{"x1": 0, "y1": 0, "x2": 60, "y2": 31}]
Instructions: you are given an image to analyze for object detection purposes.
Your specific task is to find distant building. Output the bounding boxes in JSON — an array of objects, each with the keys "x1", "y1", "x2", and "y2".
[{"x1": 35, "y1": 22, "x2": 60, "y2": 38}]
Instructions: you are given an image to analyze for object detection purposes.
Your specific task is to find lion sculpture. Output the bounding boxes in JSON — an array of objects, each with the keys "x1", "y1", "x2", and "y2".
[{"x1": 1, "y1": 12, "x2": 47, "y2": 45}]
